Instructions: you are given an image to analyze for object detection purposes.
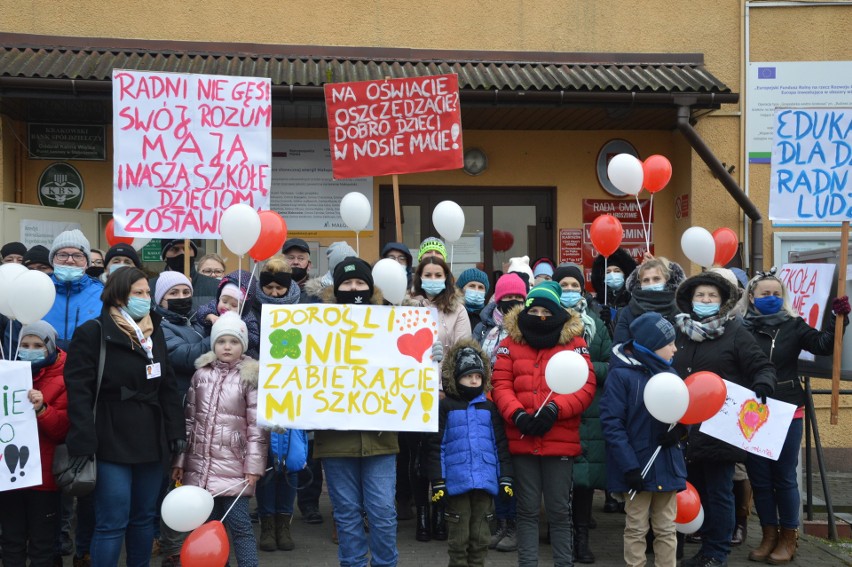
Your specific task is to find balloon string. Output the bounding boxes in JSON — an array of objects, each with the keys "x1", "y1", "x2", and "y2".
[
  {"x1": 628, "y1": 423, "x2": 676, "y2": 501},
  {"x1": 220, "y1": 480, "x2": 251, "y2": 521},
  {"x1": 355, "y1": 231, "x2": 360, "y2": 257},
  {"x1": 519, "y1": 391, "x2": 554, "y2": 440},
  {"x1": 237, "y1": 256, "x2": 242, "y2": 314},
  {"x1": 647, "y1": 194, "x2": 655, "y2": 252},
  {"x1": 450, "y1": 243, "x2": 455, "y2": 273},
  {"x1": 211, "y1": 466, "x2": 273, "y2": 498},
  {"x1": 635, "y1": 194, "x2": 649, "y2": 256},
  {"x1": 239, "y1": 262, "x2": 260, "y2": 318},
  {"x1": 603, "y1": 257, "x2": 608, "y2": 307}
]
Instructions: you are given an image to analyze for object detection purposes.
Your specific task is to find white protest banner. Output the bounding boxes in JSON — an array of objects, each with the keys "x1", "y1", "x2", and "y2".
[
  {"x1": 699, "y1": 379, "x2": 796, "y2": 461},
  {"x1": 258, "y1": 304, "x2": 440, "y2": 432},
  {"x1": 112, "y1": 70, "x2": 272, "y2": 238},
  {"x1": 0, "y1": 361, "x2": 43, "y2": 491},
  {"x1": 778, "y1": 263, "x2": 836, "y2": 361},
  {"x1": 769, "y1": 108, "x2": 852, "y2": 221}
]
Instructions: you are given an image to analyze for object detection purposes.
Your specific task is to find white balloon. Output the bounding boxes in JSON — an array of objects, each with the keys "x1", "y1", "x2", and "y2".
[
  {"x1": 161, "y1": 485, "x2": 215, "y2": 533},
  {"x1": 545, "y1": 351, "x2": 590, "y2": 395},
  {"x1": 643, "y1": 372, "x2": 689, "y2": 424},
  {"x1": 681, "y1": 227, "x2": 716, "y2": 267},
  {"x1": 0, "y1": 263, "x2": 28, "y2": 318},
  {"x1": 432, "y1": 201, "x2": 465, "y2": 243},
  {"x1": 132, "y1": 238, "x2": 151, "y2": 251},
  {"x1": 607, "y1": 153, "x2": 644, "y2": 196},
  {"x1": 339, "y1": 192, "x2": 371, "y2": 232},
  {"x1": 372, "y1": 258, "x2": 408, "y2": 306},
  {"x1": 220, "y1": 204, "x2": 261, "y2": 256},
  {"x1": 10, "y1": 270, "x2": 57, "y2": 324},
  {"x1": 676, "y1": 505, "x2": 705, "y2": 534}
]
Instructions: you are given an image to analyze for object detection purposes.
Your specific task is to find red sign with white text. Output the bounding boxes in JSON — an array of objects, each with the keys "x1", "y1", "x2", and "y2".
[
  {"x1": 583, "y1": 223, "x2": 652, "y2": 244},
  {"x1": 324, "y1": 74, "x2": 463, "y2": 179},
  {"x1": 559, "y1": 229, "x2": 583, "y2": 264},
  {"x1": 582, "y1": 199, "x2": 653, "y2": 223}
]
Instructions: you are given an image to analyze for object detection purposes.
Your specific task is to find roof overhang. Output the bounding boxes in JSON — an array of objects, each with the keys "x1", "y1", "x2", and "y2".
[{"x1": 0, "y1": 33, "x2": 738, "y2": 130}]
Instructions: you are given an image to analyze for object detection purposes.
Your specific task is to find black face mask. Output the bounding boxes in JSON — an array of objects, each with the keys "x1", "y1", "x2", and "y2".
[
  {"x1": 85, "y1": 266, "x2": 105, "y2": 279},
  {"x1": 290, "y1": 267, "x2": 308, "y2": 283},
  {"x1": 335, "y1": 290, "x2": 371, "y2": 305},
  {"x1": 517, "y1": 310, "x2": 568, "y2": 349},
  {"x1": 165, "y1": 254, "x2": 190, "y2": 273},
  {"x1": 166, "y1": 297, "x2": 193, "y2": 316},
  {"x1": 457, "y1": 383, "x2": 484, "y2": 401},
  {"x1": 498, "y1": 299, "x2": 524, "y2": 315}
]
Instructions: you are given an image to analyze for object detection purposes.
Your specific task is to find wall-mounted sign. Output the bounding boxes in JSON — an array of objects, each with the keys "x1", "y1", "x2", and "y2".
[
  {"x1": 37, "y1": 163, "x2": 84, "y2": 209},
  {"x1": 28, "y1": 124, "x2": 106, "y2": 161},
  {"x1": 558, "y1": 229, "x2": 583, "y2": 265},
  {"x1": 675, "y1": 194, "x2": 690, "y2": 219},
  {"x1": 596, "y1": 139, "x2": 639, "y2": 197},
  {"x1": 582, "y1": 199, "x2": 653, "y2": 223}
]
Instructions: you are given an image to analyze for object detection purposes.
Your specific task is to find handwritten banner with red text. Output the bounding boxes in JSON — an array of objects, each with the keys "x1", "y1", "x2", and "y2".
[
  {"x1": 324, "y1": 75, "x2": 463, "y2": 179},
  {"x1": 778, "y1": 263, "x2": 836, "y2": 361},
  {"x1": 112, "y1": 70, "x2": 271, "y2": 238}
]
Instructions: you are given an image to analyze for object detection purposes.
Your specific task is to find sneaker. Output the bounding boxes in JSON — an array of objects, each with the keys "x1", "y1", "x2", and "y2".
[
  {"x1": 302, "y1": 506, "x2": 324, "y2": 524},
  {"x1": 161, "y1": 555, "x2": 181, "y2": 567},
  {"x1": 496, "y1": 522, "x2": 518, "y2": 552},
  {"x1": 695, "y1": 557, "x2": 727, "y2": 567}
]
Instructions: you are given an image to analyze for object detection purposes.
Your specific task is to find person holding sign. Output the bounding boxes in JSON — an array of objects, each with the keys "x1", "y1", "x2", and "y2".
[
  {"x1": 491, "y1": 281, "x2": 596, "y2": 567},
  {"x1": 738, "y1": 271, "x2": 849, "y2": 564},
  {"x1": 0, "y1": 321, "x2": 69, "y2": 567},
  {"x1": 313, "y1": 257, "x2": 403, "y2": 567},
  {"x1": 427, "y1": 338, "x2": 513, "y2": 567},
  {"x1": 672, "y1": 271, "x2": 776, "y2": 567},
  {"x1": 600, "y1": 312, "x2": 686, "y2": 567},
  {"x1": 64, "y1": 267, "x2": 185, "y2": 567}
]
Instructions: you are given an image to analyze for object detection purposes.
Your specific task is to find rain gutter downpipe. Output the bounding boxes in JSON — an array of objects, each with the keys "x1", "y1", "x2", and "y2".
[{"x1": 676, "y1": 104, "x2": 764, "y2": 272}]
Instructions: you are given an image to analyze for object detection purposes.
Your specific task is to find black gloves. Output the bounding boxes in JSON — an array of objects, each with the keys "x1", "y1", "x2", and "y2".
[
  {"x1": 527, "y1": 402, "x2": 559, "y2": 437},
  {"x1": 170, "y1": 439, "x2": 187, "y2": 456},
  {"x1": 499, "y1": 477, "x2": 514, "y2": 501},
  {"x1": 513, "y1": 410, "x2": 535, "y2": 436},
  {"x1": 69, "y1": 455, "x2": 93, "y2": 474},
  {"x1": 431, "y1": 479, "x2": 447, "y2": 503},
  {"x1": 754, "y1": 383, "x2": 772, "y2": 405},
  {"x1": 625, "y1": 468, "x2": 644, "y2": 492},
  {"x1": 657, "y1": 424, "x2": 687, "y2": 449},
  {"x1": 599, "y1": 306, "x2": 613, "y2": 326}
]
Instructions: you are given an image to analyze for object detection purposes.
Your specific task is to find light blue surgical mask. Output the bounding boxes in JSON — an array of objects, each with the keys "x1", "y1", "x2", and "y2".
[
  {"x1": 125, "y1": 296, "x2": 151, "y2": 320},
  {"x1": 464, "y1": 289, "x2": 485, "y2": 308},
  {"x1": 17, "y1": 348, "x2": 46, "y2": 363},
  {"x1": 560, "y1": 291, "x2": 582, "y2": 307},
  {"x1": 54, "y1": 265, "x2": 85, "y2": 282},
  {"x1": 605, "y1": 272, "x2": 625, "y2": 291},
  {"x1": 421, "y1": 279, "x2": 446, "y2": 296},
  {"x1": 641, "y1": 283, "x2": 666, "y2": 292},
  {"x1": 693, "y1": 302, "x2": 721, "y2": 318},
  {"x1": 109, "y1": 263, "x2": 130, "y2": 275}
]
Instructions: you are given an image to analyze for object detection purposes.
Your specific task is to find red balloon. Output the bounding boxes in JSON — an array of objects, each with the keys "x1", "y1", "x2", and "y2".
[
  {"x1": 249, "y1": 211, "x2": 288, "y2": 262},
  {"x1": 642, "y1": 154, "x2": 673, "y2": 193},
  {"x1": 675, "y1": 481, "x2": 701, "y2": 524},
  {"x1": 492, "y1": 230, "x2": 514, "y2": 253},
  {"x1": 105, "y1": 219, "x2": 134, "y2": 247},
  {"x1": 589, "y1": 215, "x2": 623, "y2": 257},
  {"x1": 712, "y1": 228, "x2": 739, "y2": 266},
  {"x1": 680, "y1": 371, "x2": 727, "y2": 425},
  {"x1": 181, "y1": 521, "x2": 229, "y2": 567}
]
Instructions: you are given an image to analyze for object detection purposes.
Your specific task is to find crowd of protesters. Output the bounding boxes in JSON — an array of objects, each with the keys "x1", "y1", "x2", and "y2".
[{"x1": 0, "y1": 231, "x2": 848, "y2": 567}]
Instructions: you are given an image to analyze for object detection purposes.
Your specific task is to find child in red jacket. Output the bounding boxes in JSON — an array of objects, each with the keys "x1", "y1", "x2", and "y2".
[
  {"x1": 0, "y1": 321, "x2": 70, "y2": 567},
  {"x1": 491, "y1": 281, "x2": 596, "y2": 566}
]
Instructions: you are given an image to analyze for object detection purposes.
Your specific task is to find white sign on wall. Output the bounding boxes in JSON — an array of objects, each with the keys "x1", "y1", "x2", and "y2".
[{"x1": 20, "y1": 219, "x2": 82, "y2": 248}]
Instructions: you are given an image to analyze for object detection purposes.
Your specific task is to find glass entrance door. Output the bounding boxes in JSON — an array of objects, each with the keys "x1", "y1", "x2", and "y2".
[{"x1": 379, "y1": 186, "x2": 554, "y2": 288}]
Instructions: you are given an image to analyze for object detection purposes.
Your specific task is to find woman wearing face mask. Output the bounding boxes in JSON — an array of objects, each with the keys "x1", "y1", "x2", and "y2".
[
  {"x1": 613, "y1": 257, "x2": 686, "y2": 344},
  {"x1": 412, "y1": 257, "x2": 473, "y2": 351},
  {"x1": 672, "y1": 271, "x2": 776, "y2": 567},
  {"x1": 456, "y1": 267, "x2": 491, "y2": 329},
  {"x1": 253, "y1": 256, "x2": 302, "y2": 315},
  {"x1": 553, "y1": 264, "x2": 612, "y2": 563},
  {"x1": 64, "y1": 267, "x2": 185, "y2": 567},
  {"x1": 736, "y1": 271, "x2": 849, "y2": 564},
  {"x1": 590, "y1": 248, "x2": 637, "y2": 337},
  {"x1": 0, "y1": 322, "x2": 69, "y2": 567},
  {"x1": 491, "y1": 281, "x2": 596, "y2": 567}
]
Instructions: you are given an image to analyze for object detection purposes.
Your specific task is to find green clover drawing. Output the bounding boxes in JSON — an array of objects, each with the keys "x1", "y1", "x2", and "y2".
[{"x1": 269, "y1": 329, "x2": 303, "y2": 359}]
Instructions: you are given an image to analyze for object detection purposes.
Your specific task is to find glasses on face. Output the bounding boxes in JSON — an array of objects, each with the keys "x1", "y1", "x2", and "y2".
[
  {"x1": 91, "y1": 259, "x2": 105, "y2": 267},
  {"x1": 386, "y1": 254, "x2": 408, "y2": 265},
  {"x1": 201, "y1": 268, "x2": 225, "y2": 277},
  {"x1": 54, "y1": 252, "x2": 87, "y2": 263}
]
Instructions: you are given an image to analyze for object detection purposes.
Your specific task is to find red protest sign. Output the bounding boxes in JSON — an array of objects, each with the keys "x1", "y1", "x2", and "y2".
[
  {"x1": 559, "y1": 229, "x2": 583, "y2": 264},
  {"x1": 582, "y1": 199, "x2": 653, "y2": 223},
  {"x1": 324, "y1": 74, "x2": 463, "y2": 179}
]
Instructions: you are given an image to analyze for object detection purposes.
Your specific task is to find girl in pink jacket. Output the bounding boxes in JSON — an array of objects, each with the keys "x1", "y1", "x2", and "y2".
[{"x1": 172, "y1": 313, "x2": 268, "y2": 567}]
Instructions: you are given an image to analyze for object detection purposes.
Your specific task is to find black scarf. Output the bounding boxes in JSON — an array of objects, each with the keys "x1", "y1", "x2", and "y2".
[
  {"x1": 742, "y1": 307, "x2": 791, "y2": 330},
  {"x1": 629, "y1": 288, "x2": 678, "y2": 318},
  {"x1": 517, "y1": 309, "x2": 568, "y2": 349}
]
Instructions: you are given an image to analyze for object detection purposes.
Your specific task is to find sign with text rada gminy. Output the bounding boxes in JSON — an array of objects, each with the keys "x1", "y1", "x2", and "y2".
[
  {"x1": 258, "y1": 304, "x2": 441, "y2": 432},
  {"x1": 769, "y1": 108, "x2": 852, "y2": 221},
  {"x1": 324, "y1": 74, "x2": 463, "y2": 179},
  {"x1": 0, "y1": 361, "x2": 43, "y2": 492},
  {"x1": 112, "y1": 70, "x2": 272, "y2": 238}
]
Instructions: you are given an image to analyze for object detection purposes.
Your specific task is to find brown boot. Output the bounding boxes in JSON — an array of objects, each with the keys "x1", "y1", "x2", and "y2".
[
  {"x1": 748, "y1": 525, "x2": 779, "y2": 562},
  {"x1": 275, "y1": 513, "x2": 295, "y2": 551},
  {"x1": 767, "y1": 527, "x2": 798, "y2": 564},
  {"x1": 259, "y1": 515, "x2": 277, "y2": 552}
]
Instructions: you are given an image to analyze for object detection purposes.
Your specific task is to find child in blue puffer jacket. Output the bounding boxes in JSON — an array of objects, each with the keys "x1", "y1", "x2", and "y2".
[{"x1": 428, "y1": 338, "x2": 513, "y2": 567}]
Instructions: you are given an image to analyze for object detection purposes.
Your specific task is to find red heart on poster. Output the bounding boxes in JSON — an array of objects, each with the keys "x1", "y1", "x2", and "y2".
[{"x1": 397, "y1": 328, "x2": 434, "y2": 363}]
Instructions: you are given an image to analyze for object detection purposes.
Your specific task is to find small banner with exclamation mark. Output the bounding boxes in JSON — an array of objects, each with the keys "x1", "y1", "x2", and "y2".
[
  {"x1": 323, "y1": 74, "x2": 464, "y2": 179},
  {"x1": 257, "y1": 304, "x2": 441, "y2": 432},
  {"x1": 0, "y1": 361, "x2": 43, "y2": 492}
]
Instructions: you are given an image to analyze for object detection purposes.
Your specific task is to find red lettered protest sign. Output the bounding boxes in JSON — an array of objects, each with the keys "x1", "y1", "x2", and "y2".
[
  {"x1": 112, "y1": 70, "x2": 272, "y2": 238},
  {"x1": 778, "y1": 263, "x2": 836, "y2": 361},
  {"x1": 324, "y1": 74, "x2": 463, "y2": 179}
]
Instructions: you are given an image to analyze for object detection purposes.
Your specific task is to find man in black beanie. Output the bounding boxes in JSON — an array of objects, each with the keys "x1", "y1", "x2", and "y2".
[{"x1": 1, "y1": 241, "x2": 27, "y2": 264}]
